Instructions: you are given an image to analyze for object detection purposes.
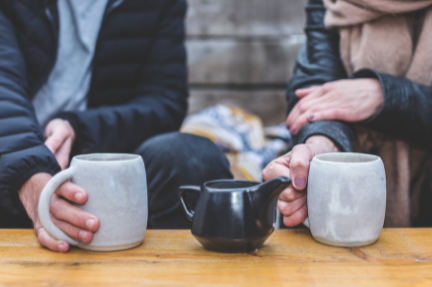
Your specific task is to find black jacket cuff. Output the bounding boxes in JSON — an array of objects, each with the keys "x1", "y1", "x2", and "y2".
[
  {"x1": 11, "y1": 145, "x2": 60, "y2": 193},
  {"x1": 351, "y1": 68, "x2": 426, "y2": 144},
  {"x1": 1, "y1": 144, "x2": 60, "y2": 216},
  {"x1": 295, "y1": 120, "x2": 354, "y2": 152}
]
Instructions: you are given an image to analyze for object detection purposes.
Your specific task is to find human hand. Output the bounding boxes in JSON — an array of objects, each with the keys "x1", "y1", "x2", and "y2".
[
  {"x1": 19, "y1": 173, "x2": 100, "y2": 252},
  {"x1": 286, "y1": 79, "x2": 384, "y2": 135},
  {"x1": 45, "y1": 119, "x2": 76, "y2": 170},
  {"x1": 262, "y1": 135, "x2": 339, "y2": 227}
]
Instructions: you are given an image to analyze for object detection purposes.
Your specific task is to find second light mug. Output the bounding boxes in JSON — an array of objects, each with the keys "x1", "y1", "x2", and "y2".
[
  {"x1": 38, "y1": 153, "x2": 148, "y2": 251},
  {"x1": 304, "y1": 152, "x2": 386, "y2": 247}
]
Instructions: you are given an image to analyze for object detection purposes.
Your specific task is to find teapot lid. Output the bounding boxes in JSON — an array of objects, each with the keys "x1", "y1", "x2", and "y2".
[{"x1": 204, "y1": 180, "x2": 260, "y2": 192}]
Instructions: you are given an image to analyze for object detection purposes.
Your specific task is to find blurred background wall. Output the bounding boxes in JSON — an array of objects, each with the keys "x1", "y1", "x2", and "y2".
[{"x1": 185, "y1": 0, "x2": 308, "y2": 125}]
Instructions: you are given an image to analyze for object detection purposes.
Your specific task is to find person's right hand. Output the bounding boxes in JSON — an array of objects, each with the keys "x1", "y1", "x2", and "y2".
[
  {"x1": 19, "y1": 173, "x2": 100, "y2": 252},
  {"x1": 262, "y1": 135, "x2": 340, "y2": 227}
]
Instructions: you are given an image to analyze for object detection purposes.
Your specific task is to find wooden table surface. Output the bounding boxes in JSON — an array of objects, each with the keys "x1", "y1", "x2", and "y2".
[{"x1": 0, "y1": 229, "x2": 431, "y2": 286}]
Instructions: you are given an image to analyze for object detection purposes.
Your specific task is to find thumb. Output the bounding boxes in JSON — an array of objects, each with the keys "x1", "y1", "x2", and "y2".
[
  {"x1": 289, "y1": 145, "x2": 314, "y2": 190},
  {"x1": 45, "y1": 128, "x2": 68, "y2": 154},
  {"x1": 55, "y1": 137, "x2": 73, "y2": 170},
  {"x1": 33, "y1": 219, "x2": 69, "y2": 252}
]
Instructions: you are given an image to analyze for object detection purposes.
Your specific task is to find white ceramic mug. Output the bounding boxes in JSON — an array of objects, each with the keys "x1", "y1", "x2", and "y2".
[
  {"x1": 304, "y1": 152, "x2": 386, "y2": 247},
  {"x1": 38, "y1": 153, "x2": 148, "y2": 251}
]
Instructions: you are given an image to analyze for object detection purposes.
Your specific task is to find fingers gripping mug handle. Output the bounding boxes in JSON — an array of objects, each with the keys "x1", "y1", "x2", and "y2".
[
  {"x1": 37, "y1": 167, "x2": 79, "y2": 245},
  {"x1": 178, "y1": 186, "x2": 200, "y2": 222}
]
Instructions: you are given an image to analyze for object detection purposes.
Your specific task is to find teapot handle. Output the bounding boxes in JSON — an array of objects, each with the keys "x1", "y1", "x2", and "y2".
[{"x1": 178, "y1": 186, "x2": 201, "y2": 222}]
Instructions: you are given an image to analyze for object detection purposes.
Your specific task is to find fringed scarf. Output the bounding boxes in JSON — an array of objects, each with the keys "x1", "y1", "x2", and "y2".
[{"x1": 323, "y1": 0, "x2": 432, "y2": 226}]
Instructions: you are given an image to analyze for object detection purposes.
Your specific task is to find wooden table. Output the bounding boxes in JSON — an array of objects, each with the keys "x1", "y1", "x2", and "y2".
[{"x1": 0, "y1": 229, "x2": 431, "y2": 286}]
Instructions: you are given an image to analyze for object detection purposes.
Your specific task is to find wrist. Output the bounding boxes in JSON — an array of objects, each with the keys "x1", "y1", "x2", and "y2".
[
  {"x1": 63, "y1": 119, "x2": 76, "y2": 143},
  {"x1": 19, "y1": 173, "x2": 52, "y2": 221}
]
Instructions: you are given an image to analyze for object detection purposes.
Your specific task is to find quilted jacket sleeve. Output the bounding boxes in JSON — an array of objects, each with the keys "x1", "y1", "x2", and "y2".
[
  {"x1": 57, "y1": 0, "x2": 188, "y2": 155},
  {"x1": 286, "y1": 0, "x2": 354, "y2": 152},
  {"x1": 0, "y1": 8, "x2": 61, "y2": 216}
]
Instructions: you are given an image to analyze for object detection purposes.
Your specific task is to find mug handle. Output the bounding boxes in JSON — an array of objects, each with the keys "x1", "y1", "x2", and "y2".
[
  {"x1": 37, "y1": 167, "x2": 79, "y2": 245},
  {"x1": 178, "y1": 186, "x2": 200, "y2": 222}
]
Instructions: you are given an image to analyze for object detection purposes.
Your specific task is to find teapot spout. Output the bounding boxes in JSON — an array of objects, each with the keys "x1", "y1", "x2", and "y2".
[{"x1": 250, "y1": 176, "x2": 291, "y2": 233}]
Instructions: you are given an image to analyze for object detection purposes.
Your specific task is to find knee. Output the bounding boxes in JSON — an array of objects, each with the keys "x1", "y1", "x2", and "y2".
[{"x1": 135, "y1": 132, "x2": 231, "y2": 179}]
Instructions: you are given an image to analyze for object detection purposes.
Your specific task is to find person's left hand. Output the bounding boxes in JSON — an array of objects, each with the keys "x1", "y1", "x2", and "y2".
[
  {"x1": 286, "y1": 79, "x2": 384, "y2": 135},
  {"x1": 45, "y1": 119, "x2": 76, "y2": 170}
]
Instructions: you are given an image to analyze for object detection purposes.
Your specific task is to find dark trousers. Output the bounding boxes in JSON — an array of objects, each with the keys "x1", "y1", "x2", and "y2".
[
  {"x1": 2, "y1": 132, "x2": 233, "y2": 229},
  {"x1": 134, "y1": 132, "x2": 233, "y2": 229}
]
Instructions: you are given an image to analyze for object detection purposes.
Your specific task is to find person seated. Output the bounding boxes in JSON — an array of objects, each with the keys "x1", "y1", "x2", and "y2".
[
  {"x1": 263, "y1": 0, "x2": 432, "y2": 228},
  {"x1": 0, "y1": 0, "x2": 232, "y2": 252}
]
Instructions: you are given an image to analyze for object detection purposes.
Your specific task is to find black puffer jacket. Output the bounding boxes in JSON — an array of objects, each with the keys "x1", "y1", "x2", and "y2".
[
  {"x1": 288, "y1": 0, "x2": 432, "y2": 152},
  {"x1": 0, "y1": 0, "x2": 187, "y2": 226}
]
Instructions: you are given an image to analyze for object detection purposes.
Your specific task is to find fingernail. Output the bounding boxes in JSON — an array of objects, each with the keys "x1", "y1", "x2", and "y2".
[
  {"x1": 74, "y1": 193, "x2": 83, "y2": 201},
  {"x1": 58, "y1": 242, "x2": 66, "y2": 251},
  {"x1": 308, "y1": 114, "x2": 315, "y2": 120},
  {"x1": 86, "y1": 219, "x2": 95, "y2": 229},
  {"x1": 290, "y1": 127, "x2": 296, "y2": 134},
  {"x1": 294, "y1": 177, "x2": 306, "y2": 189},
  {"x1": 79, "y1": 230, "x2": 88, "y2": 240}
]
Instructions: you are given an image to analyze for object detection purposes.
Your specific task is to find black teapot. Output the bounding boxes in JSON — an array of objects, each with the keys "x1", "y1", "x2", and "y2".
[{"x1": 178, "y1": 176, "x2": 291, "y2": 253}]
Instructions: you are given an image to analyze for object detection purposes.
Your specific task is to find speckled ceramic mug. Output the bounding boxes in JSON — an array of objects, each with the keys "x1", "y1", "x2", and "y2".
[
  {"x1": 38, "y1": 154, "x2": 148, "y2": 251},
  {"x1": 304, "y1": 152, "x2": 386, "y2": 247}
]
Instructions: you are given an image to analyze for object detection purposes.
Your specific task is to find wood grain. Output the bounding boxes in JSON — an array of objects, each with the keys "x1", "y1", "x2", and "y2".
[
  {"x1": 188, "y1": 89, "x2": 287, "y2": 125},
  {"x1": 187, "y1": 36, "x2": 304, "y2": 85},
  {"x1": 186, "y1": 0, "x2": 308, "y2": 37},
  {"x1": 0, "y1": 229, "x2": 431, "y2": 286},
  {"x1": 185, "y1": 0, "x2": 308, "y2": 120}
]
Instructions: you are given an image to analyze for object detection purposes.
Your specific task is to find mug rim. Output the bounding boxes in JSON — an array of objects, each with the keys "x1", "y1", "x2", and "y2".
[
  {"x1": 73, "y1": 153, "x2": 141, "y2": 162},
  {"x1": 204, "y1": 179, "x2": 260, "y2": 191},
  {"x1": 313, "y1": 152, "x2": 380, "y2": 164}
]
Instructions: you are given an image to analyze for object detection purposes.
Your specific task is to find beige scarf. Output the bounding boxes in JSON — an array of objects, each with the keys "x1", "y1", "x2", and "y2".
[{"x1": 323, "y1": 0, "x2": 432, "y2": 226}]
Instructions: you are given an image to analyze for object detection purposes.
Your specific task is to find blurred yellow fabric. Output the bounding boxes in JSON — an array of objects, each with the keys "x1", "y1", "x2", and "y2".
[{"x1": 181, "y1": 104, "x2": 291, "y2": 181}]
